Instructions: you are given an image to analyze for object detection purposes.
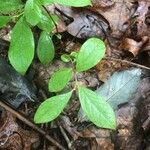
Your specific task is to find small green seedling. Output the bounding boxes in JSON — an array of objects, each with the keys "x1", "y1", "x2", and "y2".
[
  {"x1": 34, "y1": 38, "x2": 116, "y2": 129},
  {"x1": 0, "y1": 0, "x2": 92, "y2": 75},
  {"x1": 0, "y1": 0, "x2": 116, "y2": 129}
]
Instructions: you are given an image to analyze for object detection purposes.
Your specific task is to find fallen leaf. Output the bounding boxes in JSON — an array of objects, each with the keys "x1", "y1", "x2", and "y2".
[
  {"x1": 0, "y1": 109, "x2": 39, "y2": 150},
  {"x1": 91, "y1": 0, "x2": 114, "y2": 8},
  {"x1": 90, "y1": 0, "x2": 135, "y2": 36},
  {"x1": 96, "y1": 59, "x2": 128, "y2": 82},
  {"x1": 78, "y1": 68, "x2": 141, "y2": 122},
  {"x1": 48, "y1": 4, "x2": 111, "y2": 39},
  {"x1": 96, "y1": 68, "x2": 142, "y2": 109},
  {"x1": 131, "y1": 0, "x2": 150, "y2": 38},
  {"x1": 120, "y1": 36, "x2": 149, "y2": 56},
  {"x1": 0, "y1": 57, "x2": 37, "y2": 108}
]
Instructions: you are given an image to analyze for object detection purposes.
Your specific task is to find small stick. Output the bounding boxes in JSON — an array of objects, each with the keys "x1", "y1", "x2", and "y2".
[
  {"x1": 104, "y1": 56, "x2": 150, "y2": 71},
  {"x1": 58, "y1": 123, "x2": 72, "y2": 150},
  {"x1": 0, "y1": 101, "x2": 66, "y2": 150},
  {"x1": 42, "y1": 5, "x2": 58, "y2": 33}
]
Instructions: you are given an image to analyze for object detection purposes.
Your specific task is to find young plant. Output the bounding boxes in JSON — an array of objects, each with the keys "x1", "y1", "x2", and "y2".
[
  {"x1": 34, "y1": 38, "x2": 116, "y2": 129},
  {"x1": 0, "y1": 0, "x2": 116, "y2": 129},
  {"x1": 0, "y1": 0, "x2": 92, "y2": 75}
]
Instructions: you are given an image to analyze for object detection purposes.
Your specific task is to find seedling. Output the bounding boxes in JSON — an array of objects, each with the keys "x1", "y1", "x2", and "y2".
[
  {"x1": 0, "y1": 0, "x2": 92, "y2": 75},
  {"x1": 34, "y1": 38, "x2": 116, "y2": 129},
  {"x1": 0, "y1": 0, "x2": 116, "y2": 129}
]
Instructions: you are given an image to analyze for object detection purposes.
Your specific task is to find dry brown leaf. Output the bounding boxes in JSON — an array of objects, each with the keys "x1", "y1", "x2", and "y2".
[
  {"x1": 132, "y1": 0, "x2": 150, "y2": 38},
  {"x1": 48, "y1": 5, "x2": 111, "y2": 39},
  {"x1": 0, "y1": 109, "x2": 39, "y2": 150},
  {"x1": 90, "y1": 0, "x2": 135, "y2": 36},
  {"x1": 120, "y1": 36, "x2": 149, "y2": 56},
  {"x1": 96, "y1": 59, "x2": 129, "y2": 82},
  {"x1": 92, "y1": 0, "x2": 115, "y2": 8}
]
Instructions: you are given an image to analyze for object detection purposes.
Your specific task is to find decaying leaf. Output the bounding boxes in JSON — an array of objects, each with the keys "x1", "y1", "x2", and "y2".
[
  {"x1": 47, "y1": 1, "x2": 150, "y2": 57},
  {"x1": 91, "y1": 0, "x2": 114, "y2": 8},
  {"x1": 96, "y1": 68, "x2": 141, "y2": 109},
  {"x1": 120, "y1": 36, "x2": 149, "y2": 56},
  {"x1": 66, "y1": 10, "x2": 110, "y2": 39},
  {"x1": 0, "y1": 57, "x2": 37, "y2": 108},
  {"x1": 0, "y1": 109, "x2": 39, "y2": 150},
  {"x1": 131, "y1": 0, "x2": 150, "y2": 38},
  {"x1": 78, "y1": 68, "x2": 141, "y2": 122},
  {"x1": 77, "y1": 70, "x2": 149, "y2": 149},
  {"x1": 115, "y1": 71, "x2": 150, "y2": 149},
  {"x1": 96, "y1": 59, "x2": 129, "y2": 82},
  {"x1": 60, "y1": 115, "x2": 114, "y2": 149},
  {"x1": 89, "y1": 0, "x2": 135, "y2": 36},
  {"x1": 115, "y1": 102, "x2": 142, "y2": 150},
  {"x1": 47, "y1": 4, "x2": 111, "y2": 39}
]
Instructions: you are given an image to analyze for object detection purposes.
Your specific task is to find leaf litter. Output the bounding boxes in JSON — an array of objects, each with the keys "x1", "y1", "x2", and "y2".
[{"x1": 0, "y1": 0, "x2": 150, "y2": 149}]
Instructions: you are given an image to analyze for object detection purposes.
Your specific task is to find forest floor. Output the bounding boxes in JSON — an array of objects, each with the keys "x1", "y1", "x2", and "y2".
[{"x1": 0, "y1": 0, "x2": 150, "y2": 149}]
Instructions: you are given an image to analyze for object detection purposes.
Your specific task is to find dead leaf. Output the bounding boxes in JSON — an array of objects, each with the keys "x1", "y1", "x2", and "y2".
[
  {"x1": 90, "y1": 0, "x2": 135, "y2": 36},
  {"x1": 96, "y1": 68, "x2": 142, "y2": 109},
  {"x1": 0, "y1": 109, "x2": 39, "y2": 150},
  {"x1": 96, "y1": 59, "x2": 127, "y2": 82},
  {"x1": 48, "y1": 5, "x2": 111, "y2": 39},
  {"x1": 131, "y1": 0, "x2": 150, "y2": 38},
  {"x1": 120, "y1": 36, "x2": 149, "y2": 56},
  {"x1": 91, "y1": 0, "x2": 115, "y2": 8},
  {"x1": 0, "y1": 57, "x2": 37, "y2": 108},
  {"x1": 75, "y1": 127, "x2": 114, "y2": 150}
]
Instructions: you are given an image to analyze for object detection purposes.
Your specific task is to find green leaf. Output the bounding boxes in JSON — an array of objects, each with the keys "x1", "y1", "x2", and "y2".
[
  {"x1": 37, "y1": 31, "x2": 55, "y2": 64},
  {"x1": 8, "y1": 17, "x2": 34, "y2": 75},
  {"x1": 38, "y1": 13, "x2": 58, "y2": 32},
  {"x1": 96, "y1": 68, "x2": 141, "y2": 110},
  {"x1": 76, "y1": 38, "x2": 106, "y2": 72},
  {"x1": 70, "y1": 52, "x2": 78, "y2": 59},
  {"x1": 78, "y1": 86, "x2": 116, "y2": 129},
  {"x1": 49, "y1": 68, "x2": 73, "y2": 92},
  {"x1": 0, "y1": 0, "x2": 23, "y2": 14},
  {"x1": 38, "y1": 0, "x2": 53, "y2": 5},
  {"x1": 37, "y1": 0, "x2": 91, "y2": 6},
  {"x1": 54, "y1": 0, "x2": 92, "y2": 7},
  {"x1": 0, "y1": 16, "x2": 11, "y2": 28},
  {"x1": 24, "y1": 0, "x2": 42, "y2": 26},
  {"x1": 34, "y1": 91, "x2": 73, "y2": 123},
  {"x1": 56, "y1": 33, "x2": 62, "y2": 40},
  {"x1": 61, "y1": 54, "x2": 71, "y2": 62}
]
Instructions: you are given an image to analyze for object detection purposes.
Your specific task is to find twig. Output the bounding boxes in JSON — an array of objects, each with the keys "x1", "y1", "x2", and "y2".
[
  {"x1": 55, "y1": 6, "x2": 74, "y2": 22},
  {"x1": 58, "y1": 123, "x2": 72, "y2": 150},
  {"x1": 104, "y1": 56, "x2": 150, "y2": 71},
  {"x1": 65, "y1": 25, "x2": 85, "y2": 49},
  {"x1": 42, "y1": 5, "x2": 58, "y2": 33},
  {"x1": 0, "y1": 101, "x2": 66, "y2": 150}
]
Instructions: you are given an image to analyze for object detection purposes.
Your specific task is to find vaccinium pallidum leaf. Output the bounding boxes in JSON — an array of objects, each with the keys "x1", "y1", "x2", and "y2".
[
  {"x1": 37, "y1": 31, "x2": 55, "y2": 64},
  {"x1": 24, "y1": 0, "x2": 42, "y2": 26},
  {"x1": 48, "y1": 68, "x2": 73, "y2": 92},
  {"x1": 54, "y1": 0, "x2": 92, "y2": 7},
  {"x1": 34, "y1": 91, "x2": 72, "y2": 123},
  {"x1": 39, "y1": 0, "x2": 91, "y2": 6},
  {"x1": 38, "y1": 0, "x2": 53, "y2": 5},
  {"x1": 76, "y1": 38, "x2": 106, "y2": 72},
  {"x1": 0, "y1": 0, "x2": 23, "y2": 14},
  {"x1": 37, "y1": 12, "x2": 58, "y2": 32},
  {"x1": 78, "y1": 86, "x2": 116, "y2": 129},
  {"x1": 61, "y1": 54, "x2": 71, "y2": 62},
  {"x1": 0, "y1": 16, "x2": 11, "y2": 28},
  {"x1": 8, "y1": 17, "x2": 34, "y2": 75}
]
